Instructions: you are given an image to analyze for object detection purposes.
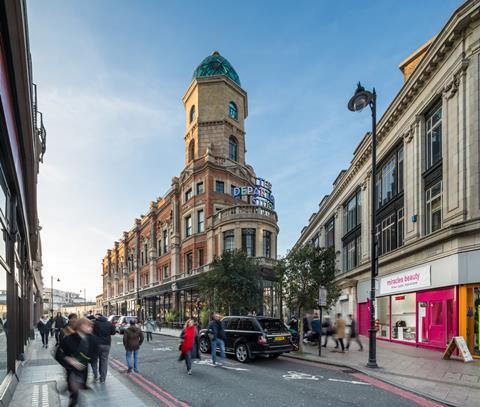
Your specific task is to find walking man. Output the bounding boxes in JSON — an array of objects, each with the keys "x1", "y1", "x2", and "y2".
[
  {"x1": 92, "y1": 313, "x2": 116, "y2": 382},
  {"x1": 346, "y1": 314, "x2": 363, "y2": 351},
  {"x1": 54, "y1": 312, "x2": 66, "y2": 345},
  {"x1": 207, "y1": 313, "x2": 226, "y2": 366},
  {"x1": 37, "y1": 315, "x2": 52, "y2": 348},
  {"x1": 123, "y1": 319, "x2": 144, "y2": 373},
  {"x1": 144, "y1": 317, "x2": 155, "y2": 342},
  {"x1": 334, "y1": 313, "x2": 346, "y2": 353}
]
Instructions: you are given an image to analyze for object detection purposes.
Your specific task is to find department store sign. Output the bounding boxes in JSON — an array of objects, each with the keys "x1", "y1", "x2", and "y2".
[
  {"x1": 233, "y1": 177, "x2": 275, "y2": 210},
  {"x1": 379, "y1": 265, "x2": 431, "y2": 296}
]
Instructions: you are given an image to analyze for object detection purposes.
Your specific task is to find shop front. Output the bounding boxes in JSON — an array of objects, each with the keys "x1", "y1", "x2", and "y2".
[{"x1": 459, "y1": 284, "x2": 480, "y2": 358}]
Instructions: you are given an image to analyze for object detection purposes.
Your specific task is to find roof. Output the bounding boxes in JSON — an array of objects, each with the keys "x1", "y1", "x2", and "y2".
[{"x1": 192, "y1": 51, "x2": 241, "y2": 86}]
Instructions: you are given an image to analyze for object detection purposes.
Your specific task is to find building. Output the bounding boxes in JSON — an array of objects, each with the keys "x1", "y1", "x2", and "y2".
[
  {"x1": 102, "y1": 52, "x2": 279, "y2": 321},
  {"x1": 294, "y1": 0, "x2": 480, "y2": 357},
  {"x1": 42, "y1": 288, "x2": 86, "y2": 311},
  {"x1": 59, "y1": 302, "x2": 97, "y2": 318},
  {"x1": 95, "y1": 294, "x2": 103, "y2": 315},
  {"x1": 0, "y1": 0, "x2": 47, "y2": 402}
]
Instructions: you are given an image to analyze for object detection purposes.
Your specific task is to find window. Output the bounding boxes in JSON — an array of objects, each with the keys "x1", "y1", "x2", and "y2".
[
  {"x1": 188, "y1": 139, "x2": 195, "y2": 161},
  {"x1": 163, "y1": 230, "x2": 168, "y2": 253},
  {"x1": 196, "y1": 182, "x2": 204, "y2": 195},
  {"x1": 229, "y1": 101, "x2": 238, "y2": 120},
  {"x1": 189, "y1": 105, "x2": 196, "y2": 123},
  {"x1": 426, "y1": 104, "x2": 442, "y2": 169},
  {"x1": 377, "y1": 213, "x2": 396, "y2": 256},
  {"x1": 162, "y1": 265, "x2": 169, "y2": 279},
  {"x1": 343, "y1": 191, "x2": 361, "y2": 234},
  {"x1": 311, "y1": 233, "x2": 319, "y2": 247},
  {"x1": 242, "y1": 228, "x2": 256, "y2": 257},
  {"x1": 238, "y1": 319, "x2": 255, "y2": 331},
  {"x1": 144, "y1": 243, "x2": 148, "y2": 265},
  {"x1": 223, "y1": 230, "x2": 235, "y2": 252},
  {"x1": 215, "y1": 180, "x2": 225, "y2": 193},
  {"x1": 157, "y1": 239, "x2": 161, "y2": 256},
  {"x1": 185, "y1": 215, "x2": 192, "y2": 237},
  {"x1": 185, "y1": 188, "x2": 192, "y2": 202},
  {"x1": 426, "y1": 181, "x2": 442, "y2": 234},
  {"x1": 263, "y1": 230, "x2": 272, "y2": 258},
  {"x1": 198, "y1": 248, "x2": 204, "y2": 267},
  {"x1": 376, "y1": 145, "x2": 404, "y2": 208},
  {"x1": 397, "y1": 208, "x2": 404, "y2": 248},
  {"x1": 325, "y1": 218, "x2": 335, "y2": 248},
  {"x1": 197, "y1": 209, "x2": 204, "y2": 233},
  {"x1": 185, "y1": 252, "x2": 193, "y2": 273},
  {"x1": 398, "y1": 147, "x2": 404, "y2": 193},
  {"x1": 229, "y1": 136, "x2": 238, "y2": 161}
]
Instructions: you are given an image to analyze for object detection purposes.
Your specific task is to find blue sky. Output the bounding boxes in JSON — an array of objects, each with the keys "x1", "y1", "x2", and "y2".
[{"x1": 27, "y1": 0, "x2": 462, "y2": 299}]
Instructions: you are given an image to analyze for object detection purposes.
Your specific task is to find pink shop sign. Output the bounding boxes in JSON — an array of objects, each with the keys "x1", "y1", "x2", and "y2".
[{"x1": 379, "y1": 265, "x2": 431, "y2": 295}]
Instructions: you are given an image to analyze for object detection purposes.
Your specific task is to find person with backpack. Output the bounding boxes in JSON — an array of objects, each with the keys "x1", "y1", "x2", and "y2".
[
  {"x1": 123, "y1": 319, "x2": 144, "y2": 373},
  {"x1": 37, "y1": 315, "x2": 52, "y2": 348},
  {"x1": 92, "y1": 313, "x2": 116, "y2": 382}
]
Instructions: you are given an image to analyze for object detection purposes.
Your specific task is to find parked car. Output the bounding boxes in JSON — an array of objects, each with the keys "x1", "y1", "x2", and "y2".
[
  {"x1": 107, "y1": 315, "x2": 121, "y2": 326},
  {"x1": 116, "y1": 316, "x2": 137, "y2": 334},
  {"x1": 199, "y1": 316, "x2": 293, "y2": 363}
]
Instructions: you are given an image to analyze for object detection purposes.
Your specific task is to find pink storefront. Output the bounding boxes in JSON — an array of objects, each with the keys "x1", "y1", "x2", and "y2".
[{"x1": 357, "y1": 266, "x2": 458, "y2": 350}]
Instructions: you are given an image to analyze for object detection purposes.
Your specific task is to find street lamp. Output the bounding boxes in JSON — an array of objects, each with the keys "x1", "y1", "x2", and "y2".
[
  {"x1": 348, "y1": 82, "x2": 378, "y2": 369},
  {"x1": 51, "y1": 276, "x2": 60, "y2": 315}
]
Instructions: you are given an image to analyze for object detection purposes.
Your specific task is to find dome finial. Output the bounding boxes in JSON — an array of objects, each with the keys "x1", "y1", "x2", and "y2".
[{"x1": 212, "y1": 50, "x2": 220, "y2": 56}]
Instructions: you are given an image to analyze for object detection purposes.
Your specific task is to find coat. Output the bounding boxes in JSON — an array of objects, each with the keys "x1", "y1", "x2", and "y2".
[
  {"x1": 144, "y1": 320, "x2": 155, "y2": 333},
  {"x1": 37, "y1": 319, "x2": 52, "y2": 334},
  {"x1": 54, "y1": 316, "x2": 66, "y2": 329},
  {"x1": 178, "y1": 327, "x2": 201, "y2": 360},
  {"x1": 94, "y1": 316, "x2": 116, "y2": 346},
  {"x1": 56, "y1": 333, "x2": 97, "y2": 373},
  {"x1": 123, "y1": 325, "x2": 144, "y2": 351},
  {"x1": 207, "y1": 319, "x2": 226, "y2": 341},
  {"x1": 335, "y1": 318, "x2": 346, "y2": 339}
]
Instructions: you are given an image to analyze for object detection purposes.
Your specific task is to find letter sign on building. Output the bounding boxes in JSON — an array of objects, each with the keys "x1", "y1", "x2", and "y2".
[
  {"x1": 233, "y1": 177, "x2": 275, "y2": 210},
  {"x1": 379, "y1": 265, "x2": 431, "y2": 296}
]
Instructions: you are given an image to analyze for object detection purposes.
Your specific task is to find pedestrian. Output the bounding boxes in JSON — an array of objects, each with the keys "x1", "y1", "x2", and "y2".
[
  {"x1": 334, "y1": 313, "x2": 346, "y2": 353},
  {"x1": 37, "y1": 315, "x2": 52, "y2": 348},
  {"x1": 56, "y1": 317, "x2": 97, "y2": 407},
  {"x1": 207, "y1": 312, "x2": 226, "y2": 366},
  {"x1": 49, "y1": 314, "x2": 55, "y2": 338},
  {"x1": 123, "y1": 319, "x2": 144, "y2": 373},
  {"x1": 144, "y1": 317, "x2": 155, "y2": 342},
  {"x1": 322, "y1": 316, "x2": 337, "y2": 348},
  {"x1": 346, "y1": 314, "x2": 363, "y2": 351},
  {"x1": 92, "y1": 313, "x2": 116, "y2": 382},
  {"x1": 54, "y1": 312, "x2": 66, "y2": 345},
  {"x1": 178, "y1": 319, "x2": 198, "y2": 375},
  {"x1": 302, "y1": 312, "x2": 312, "y2": 341},
  {"x1": 310, "y1": 313, "x2": 321, "y2": 344},
  {"x1": 61, "y1": 313, "x2": 78, "y2": 342}
]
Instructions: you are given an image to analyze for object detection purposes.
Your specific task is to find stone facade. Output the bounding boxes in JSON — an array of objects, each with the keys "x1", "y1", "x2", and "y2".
[
  {"x1": 294, "y1": 0, "x2": 480, "y2": 354},
  {"x1": 102, "y1": 53, "x2": 279, "y2": 322}
]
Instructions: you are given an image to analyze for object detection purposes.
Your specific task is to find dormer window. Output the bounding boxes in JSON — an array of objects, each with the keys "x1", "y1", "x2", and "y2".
[
  {"x1": 229, "y1": 101, "x2": 238, "y2": 120},
  {"x1": 229, "y1": 136, "x2": 238, "y2": 161},
  {"x1": 189, "y1": 105, "x2": 196, "y2": 123}
]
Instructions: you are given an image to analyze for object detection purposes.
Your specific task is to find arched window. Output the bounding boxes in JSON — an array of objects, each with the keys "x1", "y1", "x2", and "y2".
[
  {"x1": 188, "y1": 139, "x2": 195, "y2": 161},
  {"x1": 229, "y1": 101, "x2": 238, "y2": 120},
  {"x1": 229, "y1": 136, "x2": 238, "y2": 161},
  {"x1": 189, "y1": 105, "x2": 196, "y2": 123}
]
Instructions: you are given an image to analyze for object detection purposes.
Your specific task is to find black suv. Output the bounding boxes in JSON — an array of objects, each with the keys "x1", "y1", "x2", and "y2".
[{"x1": 199, "y1": 316, "x2": 293, "y2": 363}]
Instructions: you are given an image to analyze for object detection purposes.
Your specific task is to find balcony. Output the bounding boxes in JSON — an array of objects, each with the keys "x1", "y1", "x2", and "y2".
[{"x1": 212, "y1": 205, "x2": 277, "y2": 228}]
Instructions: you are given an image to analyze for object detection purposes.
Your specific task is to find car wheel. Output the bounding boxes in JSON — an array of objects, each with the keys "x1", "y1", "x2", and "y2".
[
  {"x1": 199, "y1": 337, "x2": 210, "y2": 354},
  {"x1": 235, "y1": 343, "x2": 249, "y2": 363}
]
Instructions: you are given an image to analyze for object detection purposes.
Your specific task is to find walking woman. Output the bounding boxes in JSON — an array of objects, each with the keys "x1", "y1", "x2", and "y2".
[
  {"x1": 179, "y1": 319, "x2": 197, "y2": 375},
  {"x1": 37, "y1": 315, "x2": 52, "y2": 348}
]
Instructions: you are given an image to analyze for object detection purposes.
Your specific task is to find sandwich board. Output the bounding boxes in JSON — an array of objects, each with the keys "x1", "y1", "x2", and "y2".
[{"x1": 443, "y1": 336, "x2": 474, "y2": 363}]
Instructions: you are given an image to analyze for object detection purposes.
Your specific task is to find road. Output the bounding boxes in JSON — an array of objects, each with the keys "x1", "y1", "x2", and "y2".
[{"x1": 105, "y1": 335, "x2": 439, "y2": 407}]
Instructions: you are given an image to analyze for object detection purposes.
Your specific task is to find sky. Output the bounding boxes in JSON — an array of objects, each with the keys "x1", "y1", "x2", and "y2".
[{"x1": 27, "y1": 0, "x2": 463, "y2": 300}]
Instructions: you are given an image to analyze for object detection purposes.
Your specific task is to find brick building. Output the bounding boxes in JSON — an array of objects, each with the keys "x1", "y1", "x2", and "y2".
[{"x1": 102, "y1": 52, "x2": 279, "y2": 321}]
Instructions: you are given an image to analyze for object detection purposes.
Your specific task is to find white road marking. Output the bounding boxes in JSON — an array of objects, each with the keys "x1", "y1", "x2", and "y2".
[
  {"x1": 328, "y1": 378, "x2": 370, "y2": 386},
  {"x1": 152, "y1": 347, "x2": 172, "y2": 351},
  {"x1": 32, "y1": 385, "x2": 39, "y2": 407},
  {"x1": 193, "y1": 359, "x2": 249, "y2": 371},
  {"x1": 42, "y1": 384, "x2": 49, "y2": 407},
  {"x1": 282, "y1": 371, "x2": 321, "y2": 380}
]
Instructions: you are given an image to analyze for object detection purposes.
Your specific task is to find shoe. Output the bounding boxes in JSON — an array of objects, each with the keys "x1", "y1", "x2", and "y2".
[
  {"x1": 187, "y1": 370, "x2": 192, "y2": 375},
  {"x1": 127, "y1": 368, "x2": 132, "y2": 374},
  {"x1": 93, "y1": 376, "x2": 98, "y2": 382}
]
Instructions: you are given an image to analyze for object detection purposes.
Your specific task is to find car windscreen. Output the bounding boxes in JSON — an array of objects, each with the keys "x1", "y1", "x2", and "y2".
[{"x1": 258, "y1": 319, "x2": 289, "y2": 333}]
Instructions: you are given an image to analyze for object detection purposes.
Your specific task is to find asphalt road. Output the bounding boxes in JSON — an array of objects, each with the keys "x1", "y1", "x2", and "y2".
[{"x1": 106, "y1": 335, "x2": 428, "y2": 407}]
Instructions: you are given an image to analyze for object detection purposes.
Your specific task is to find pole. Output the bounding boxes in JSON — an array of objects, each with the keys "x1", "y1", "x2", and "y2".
[
  {"x1": 367, "y1": 90, "x2": 378, "y2": 369},
  {"x1": 318, "y1": 307, "x2": 323, "y2": 357}
]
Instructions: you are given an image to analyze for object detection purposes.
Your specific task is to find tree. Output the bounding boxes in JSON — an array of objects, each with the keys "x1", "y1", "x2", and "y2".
[
  {"x1": 197, "y1": 250, "x2": 262, "y2": 315},
  {"x1": 280, "y1": 244, "x2": 339, "y2": 351}
]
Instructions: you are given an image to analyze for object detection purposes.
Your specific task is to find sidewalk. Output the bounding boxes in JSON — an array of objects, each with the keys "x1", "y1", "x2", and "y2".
[
  {"x1": 9, "y1": 334, "x2": 148, "y2": 407},
  {"x1": 285, "y1": 336, "x2": 480, "y2": 407}
]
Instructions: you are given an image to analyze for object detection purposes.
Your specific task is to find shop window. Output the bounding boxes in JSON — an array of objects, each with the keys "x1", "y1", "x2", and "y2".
[
  {"x1": 391, "y1": 293, "x2": 416, "y2": 342},
  {"x1": 197, "y1": 209, "x2": 204, "y2": 233},
  {"x1": 196, "y1": 182, "x2": 204, "y2": 195},
  {"x1": 263, "y1": 230, "x2": 271, "y2": 258},
  {"x1": 215, "y1": 180, "x2": 225, "y2": 193},
  {"x1": 242, "y1": 228, "x2": 256, "y2": 257},
  {"x1": 223, "y1": 230, "x2": 235, "y2": 252},
  {"x1": 426, "y1": 104, "x2": 442, "y2": 169},
  {"x1": 376, "y1": 296, "x2": 390, "y2": 339},
  {"x1": 426, "y1": 181, "x2": 442, "y2": 234}
]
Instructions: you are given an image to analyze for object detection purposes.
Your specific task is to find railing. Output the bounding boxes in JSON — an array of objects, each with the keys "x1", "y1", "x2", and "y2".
[{"x1": 212, "y1": 205, "x2": 277, "y2": 227}]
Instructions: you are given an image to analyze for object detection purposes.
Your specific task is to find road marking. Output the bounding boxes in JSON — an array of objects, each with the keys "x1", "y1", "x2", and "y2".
[
  {"x1": 282, "y1": 371, "x2": 322, "y2": 380},
  {"x1": 193, "y1": 359, "x2": 249, "y2": 371},
  {"x1": 153, "y1": 347, "x2": 172, "y2": 351},
  {"x1": 32, "y1": 385, "x2": 39, "y2": 407},
  {"x1": 41, "y1": 384, "x2": 49, "y2": 407},
  {"x1": 328, "y1": 378, "x2": 370, "y2": 385}
]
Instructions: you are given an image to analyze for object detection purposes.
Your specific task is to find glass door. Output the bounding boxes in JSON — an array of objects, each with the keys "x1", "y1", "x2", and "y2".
[
  {"x1": 418, "y1": 301, "x2": 428, "y2": 343},
  {"x1": 428, "y1": 300, "x2": 445, "y2": 348}
]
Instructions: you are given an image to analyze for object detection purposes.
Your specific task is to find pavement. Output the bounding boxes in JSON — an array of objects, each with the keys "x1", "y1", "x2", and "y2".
[{"x1": 155, "y1": 328, "x2": 480, "y2": 407}]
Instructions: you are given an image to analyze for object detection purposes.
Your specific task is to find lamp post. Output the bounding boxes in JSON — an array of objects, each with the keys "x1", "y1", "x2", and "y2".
[
  {"x1": 348, "y1": 82, "x2": 378, "y2": 368},
  {"x1": 50, "y1": 276, "x2": 60, "y2": 315}
]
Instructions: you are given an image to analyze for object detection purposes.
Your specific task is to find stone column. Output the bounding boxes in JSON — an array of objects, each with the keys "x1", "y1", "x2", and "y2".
[{"x1": 149, "y1": 215, "x2": 156, "y2": 285}]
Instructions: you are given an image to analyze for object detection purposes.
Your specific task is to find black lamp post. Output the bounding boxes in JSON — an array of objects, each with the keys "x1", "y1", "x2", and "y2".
[{"x1": 348, "y1": 82, "x2": 378, "y2": 369}]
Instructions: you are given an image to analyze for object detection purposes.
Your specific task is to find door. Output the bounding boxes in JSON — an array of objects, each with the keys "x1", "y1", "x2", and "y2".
[
  {"x1": 428, "y1": 300, "x2": 445, "y2": 348},
  {"x1": 357, "y1": 302, "x2": 369, "y2": 336}
]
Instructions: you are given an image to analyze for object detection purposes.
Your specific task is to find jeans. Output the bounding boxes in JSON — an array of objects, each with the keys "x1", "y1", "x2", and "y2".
[
  {"x1": 92, "y1": 344, "x2": 111, "y2": 380},
  {"x1": 55, "y1": 328, "x2": 62, "y2": 344},
  {"x1": 184, "y1": 351, "x2": 192, "y2": 371},
  {"x1": 146, "y1": 332, "x2": 152, "y2": 342},
  {"x1": 41, "y1": 332, "x2": 49, "y2": 346},
  {"x1": 211, "y1": 338, "x2": 225, "y2": 364},
  {"x1": 337, "y1": 338, "x2": 345, "y2": 351},
  {"x1": 126, "y1": 350, "x2": 138, "y2": 371}
]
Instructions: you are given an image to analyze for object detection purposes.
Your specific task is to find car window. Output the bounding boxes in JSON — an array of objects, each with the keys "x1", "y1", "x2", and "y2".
[
  {"x1": 238, "y1": 319, "x2": 256, "y2": 331},
  {"x1": 225, "y1": 318, "x2": 240, "y2": 330},
  {"x1": 258, "y1": 319, "x2": 288, "y2": 333}
]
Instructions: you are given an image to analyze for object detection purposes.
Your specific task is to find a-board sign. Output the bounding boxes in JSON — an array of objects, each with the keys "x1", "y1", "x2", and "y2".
[{"x1": 443, "y1": 336, "x2": 474, "y2": 362}]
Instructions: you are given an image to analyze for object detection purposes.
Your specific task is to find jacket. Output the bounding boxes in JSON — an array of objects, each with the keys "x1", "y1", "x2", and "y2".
[
  {"x1": 311, "y1": 318, "x2": 321, "y2": 334},
  {"x1": 123, "y1": 325, "x2": 144, "y2": 351},
  {"x1": 56, "y1": 333, "x2": 97, "y2": 373},
  {"x1": 335, "y1": 318, "x2": 346, "y2": 339},
  {"x1": 207, "y1": 319, "x2": 226, "y2": 341},
  {"x1": 94, "y1": 316, "x2": 116, "y2": 345},
  {"x1": 54, "y1": 316, "x2": 66, "y2": 329},
  {"x1": 144, "y1": 320, "x2": 155, "y2": 333},
  {"x1": 349, "y1": 319, "x2": 357, "y2": 338},
  {"x1": 37, "y1": 319, "x2": 52, "y2": 334}
]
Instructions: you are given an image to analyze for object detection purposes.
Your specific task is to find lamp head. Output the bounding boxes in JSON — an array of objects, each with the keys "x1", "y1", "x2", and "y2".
[{"x1": 348, "y1": 82, "x2": 374, "y2": 112}]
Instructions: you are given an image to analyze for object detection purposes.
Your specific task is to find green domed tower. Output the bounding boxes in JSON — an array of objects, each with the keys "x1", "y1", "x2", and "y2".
[{"x1": 192, "y1": 51, "x2": 241, "y2": 86}]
